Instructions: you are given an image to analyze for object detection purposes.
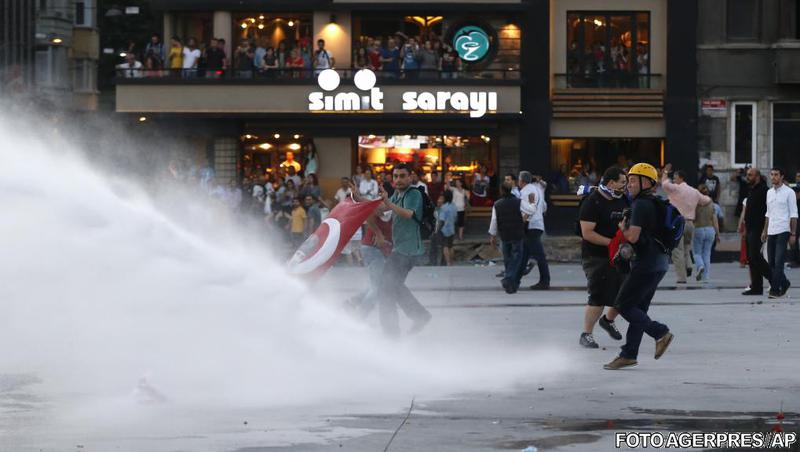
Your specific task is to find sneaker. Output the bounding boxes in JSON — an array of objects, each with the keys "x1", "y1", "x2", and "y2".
[
  {"x1": 604, "y1": 356, "x2": 638, "y2": 370},
  {"x1": 696, "y1": 267, "x2": 705, "y2": 282},
  {"x1": 495, "y1": 271, "x2": 505, "y2": 278},
  {"x1": 781, "y1": 281, "x2": 792, "y2": 297},
  {"x1": 598, "y1": 316, "x2": 623, "y2": 340},
  {"x1": 579, "y1": 333, "x2": 599, "y2": 349},
  {"x1": 654, "y1": 332, "x2": 674, "y2": 360},
  {"x1": 407, "y1": 312, "x2": 432, "y2": 335},
  {"x1": 769, "y1": 290, "x2": 781, "y2": 299},
  {"x1": 742, "y1": 288, "x2": 763, "y2": 296},
  {"x1": 529, "y1": 282, "x2": 550, "y2": 291},
  {"x1": 676, "y1": 280, "x2": 687, "y2": 285}
]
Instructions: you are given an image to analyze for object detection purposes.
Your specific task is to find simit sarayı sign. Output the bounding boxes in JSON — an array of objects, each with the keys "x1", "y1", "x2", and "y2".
[{"x1": 308, "y1": 69, "x2": 498, "y2": 118}]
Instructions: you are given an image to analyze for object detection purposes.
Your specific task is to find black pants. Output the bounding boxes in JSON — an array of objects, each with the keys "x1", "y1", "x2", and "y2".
[
  {"x1": 745, "y1": 230, "x2": 772, "y2": 291},
  {"x1": 525, "y1": 229, "x2": 550, "y2": 285},
  {"x1": 615, "y1": 264, "x2": 669, "y2": 360}
]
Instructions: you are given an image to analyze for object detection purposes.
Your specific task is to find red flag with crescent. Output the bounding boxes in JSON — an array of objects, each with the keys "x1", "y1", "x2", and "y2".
[{"x1": 287, "y1": 197, "x2": 383, "y2": 280}]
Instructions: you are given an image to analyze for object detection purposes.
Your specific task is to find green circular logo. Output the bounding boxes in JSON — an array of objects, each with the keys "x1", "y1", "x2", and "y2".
[{"x1": 453, "y1": 26, "x2": 491, "y2": 62}]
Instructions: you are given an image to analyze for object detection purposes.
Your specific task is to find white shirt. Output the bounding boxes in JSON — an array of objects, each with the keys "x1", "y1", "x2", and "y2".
[
  {"x1": 315, "y1": 49, "x2": 333, "y2": 69},
  {"x1": 520, "y1": 183, "x2": 545, "y2": 232},
  {"x1": 452, "y1": 187, "x2": 467, "y2": 211},
  {"x1": 411, "y1": 181, "x2": 428, "y2": 194},
  {"x1": 358, "y1": 179, "x2": 379, "y2": 200},
  {"x1": 116, "y1": 61, "x2": 143, "y2": 78},
  {"x1": 511, "y1": 186, "x2": 521, "y2": 199},
  {"x1": 766, "y1": 184, "x2": 798, "y2": 235},
  {"x1": 182, "y1": 48, "x2": 201, "y2": 69},
  {"x1": 335, "y1": 187, "x2": 351, "y2": 204}
]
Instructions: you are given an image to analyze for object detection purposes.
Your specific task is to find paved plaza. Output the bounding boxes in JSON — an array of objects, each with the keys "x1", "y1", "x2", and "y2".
[{"x1": 3, "y1": 263, "x2": 798, "y2": 452}]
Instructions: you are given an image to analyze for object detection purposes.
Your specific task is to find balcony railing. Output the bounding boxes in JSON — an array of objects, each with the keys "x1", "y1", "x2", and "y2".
[
  {"x1": 554, "y1": 73, "x2": 663, "y2": 90},
  {"x1": 114, "y1": 68, "x2": 522, "y2": 84}
]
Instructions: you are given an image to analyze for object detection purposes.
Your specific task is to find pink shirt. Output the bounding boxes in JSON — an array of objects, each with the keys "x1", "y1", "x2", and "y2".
[{"x1": 661, "y1": 178, "x2": 712, "y2": 221}]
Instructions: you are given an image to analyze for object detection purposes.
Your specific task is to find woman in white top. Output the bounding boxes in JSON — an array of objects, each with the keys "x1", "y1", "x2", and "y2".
[
  {"x1": 451, "y1": 178, "x2": 470, "y2": 240},
  {"x1": 358, "y1": 168, "x2": 379, "y2": 200}
]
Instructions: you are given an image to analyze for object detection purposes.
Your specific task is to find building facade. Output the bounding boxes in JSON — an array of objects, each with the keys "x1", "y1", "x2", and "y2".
[
  {"x1": 697, "y1": 0, "x2": 800, "y2": 225},
  {"x1": 0, "y1": 0, "x2": 99, "y2": 110},
  {"x1": 113, "y1": 0, "x2": 700, "y2": 233}
]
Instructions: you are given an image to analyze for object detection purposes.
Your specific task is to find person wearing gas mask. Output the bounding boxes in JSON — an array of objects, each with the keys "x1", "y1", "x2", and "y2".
[{"x1": 577, "y1": 167, "x2": 629, "y2": 349}]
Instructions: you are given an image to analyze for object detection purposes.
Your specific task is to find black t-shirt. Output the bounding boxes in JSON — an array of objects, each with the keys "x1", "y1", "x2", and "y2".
[
  {"x1": 206, "y1": 48, "x2": 225, "y2": 70},
  {"x1": 629, "y1": 195, "x2": 669, "y2": 269},
  {"x1": 579, "y1": 190, "x2": 629, "y2": 258},
  {"x1": 744, "y1": 180, "x2": 768, "y2": 231}
]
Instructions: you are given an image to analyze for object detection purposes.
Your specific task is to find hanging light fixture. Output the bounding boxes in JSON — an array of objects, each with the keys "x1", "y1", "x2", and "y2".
[{"x1": 288, "y1": 20, "x2": 295, "y2": 27}]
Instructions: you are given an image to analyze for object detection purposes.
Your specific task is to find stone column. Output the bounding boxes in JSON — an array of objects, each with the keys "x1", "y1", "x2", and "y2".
[
  {"x1": 213, "y1": 11, "x2": 233, "y2": 65},
  {"x1": 163, "y1": 13, "x2": 173, "y2": 42}
]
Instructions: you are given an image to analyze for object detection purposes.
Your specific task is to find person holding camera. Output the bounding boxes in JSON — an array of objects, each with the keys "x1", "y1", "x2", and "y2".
[
  {"x1": 604, "y1": 163, "x2": 674, "y2": 370},
  {"x1": 577, "y1": 167, "x2": 628, "y2": 349}
]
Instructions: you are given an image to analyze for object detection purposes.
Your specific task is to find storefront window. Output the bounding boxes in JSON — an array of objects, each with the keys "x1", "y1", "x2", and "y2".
[
  {"x1": 240, "y1": 133, "x2": 315, "y2": 182},
  {"x1": 357, "y1": 134, "x2": 497, "y2": 200},
  {"x1": 566, "y1": 12, "x2": 650, "y2": 88},
  {"x1": 550, "y1": 138, "x2": 662, "y2": 194}
]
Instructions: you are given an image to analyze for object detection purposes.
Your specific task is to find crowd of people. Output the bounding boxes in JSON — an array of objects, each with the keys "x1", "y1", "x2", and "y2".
[
  {"x1": 116, "y1": 30, "x2": 482, "y2": 79},
  {"x1": 567, "y1": 39, "x2": 650, "y2": 88},
  {"x1": 353, "y1": 32, "x2": 463, "y2": 79}
]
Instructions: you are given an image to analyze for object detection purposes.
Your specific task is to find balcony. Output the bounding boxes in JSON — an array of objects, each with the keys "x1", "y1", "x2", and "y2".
[
  {"x1": 551, "y1": 74, "x2": 664, "y2": 119},
  {"x1": 774, "y1": 44, "x2": 800, "y2": 84},
  {"x1": 115, "y1": 68, "x2": 522, "y2": 115}
]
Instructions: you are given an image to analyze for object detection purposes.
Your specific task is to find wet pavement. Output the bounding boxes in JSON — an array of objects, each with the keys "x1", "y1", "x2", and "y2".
[{"x1": 3, "y1": 263, "x2": 799, "y2": 451}]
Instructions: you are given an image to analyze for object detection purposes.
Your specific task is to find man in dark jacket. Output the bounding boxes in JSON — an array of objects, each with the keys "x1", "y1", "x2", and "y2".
[
  {"x1": 489, "y1": 183, "x2": 529, "y2": 294},
  {"x1": 742, "y1": 168, "x2": 772, "y2": 295}
]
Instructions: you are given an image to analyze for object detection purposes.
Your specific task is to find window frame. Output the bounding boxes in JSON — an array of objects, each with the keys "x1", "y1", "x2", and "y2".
[
  {"x1": 565, "y1": 10, "x2": 651, "y2": 81},
  {"x1": 730, "y1": 101, "x2": 758, "y2": 168},
  {"x1": 725, "y1": 0, "x2": 762, "y2": 42},
  {"x1": 770, "y1": 102, "x2": 800, "y2": 171}
]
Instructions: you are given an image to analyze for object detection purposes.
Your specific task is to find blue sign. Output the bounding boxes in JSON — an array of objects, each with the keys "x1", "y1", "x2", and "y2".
[{"x1": 453, "y1": 25, "x2": 491, "y2": 62}]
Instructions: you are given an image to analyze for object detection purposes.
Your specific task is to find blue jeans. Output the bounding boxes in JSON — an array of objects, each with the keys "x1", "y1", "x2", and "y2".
[
  {"x1": 692, "y1": 226, "x2": 715, "y2": 281},
  {"x1": 768, "y1": 232, "x2": 790, "y2": 293},
  {"x1": 615, "y1": 264, "x2": 669, "y2": 360},
  {"x1": 525, "y1": 229, "x2": 550, "y2": 285},
  {"x1": 501, "y1": 239, "x2": 529, "y2": 292},
  {"x1": 375, "y1": 252, "x2": 430, "y2": 336}
]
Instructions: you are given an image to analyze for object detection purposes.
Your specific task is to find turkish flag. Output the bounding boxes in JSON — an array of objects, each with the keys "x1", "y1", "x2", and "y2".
[{"x1": 287, "y1": 197, "x2": 383, "y2": 280}]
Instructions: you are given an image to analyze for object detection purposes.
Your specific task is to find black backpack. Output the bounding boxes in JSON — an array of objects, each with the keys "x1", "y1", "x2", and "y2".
[{"x1": 404, "y1": 186, "x2": 436, "y2": 240}]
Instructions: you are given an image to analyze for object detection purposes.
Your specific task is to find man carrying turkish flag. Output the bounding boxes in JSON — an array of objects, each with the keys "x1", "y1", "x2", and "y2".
[
  {"x1": 351, "y1": 163, "x2": 432, "y2": 337},
  {"x1": 287, "y1": 195, "x2": 382, "y2": 280}
]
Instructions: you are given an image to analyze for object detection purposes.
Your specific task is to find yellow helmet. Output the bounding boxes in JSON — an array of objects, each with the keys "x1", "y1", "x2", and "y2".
[{"x1": 628, "y1": 163, "x2": 658, "y2": 182}]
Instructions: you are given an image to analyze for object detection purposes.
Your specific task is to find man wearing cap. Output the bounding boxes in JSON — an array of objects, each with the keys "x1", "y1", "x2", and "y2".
[{"x1": 605, "y1": 163, "x2": 674, "y2": 370}]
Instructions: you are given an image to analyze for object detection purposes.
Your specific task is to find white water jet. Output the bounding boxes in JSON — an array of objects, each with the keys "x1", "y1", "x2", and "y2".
[{"x1": 0, "y1": 106, "x2": 569, "y2": 450}]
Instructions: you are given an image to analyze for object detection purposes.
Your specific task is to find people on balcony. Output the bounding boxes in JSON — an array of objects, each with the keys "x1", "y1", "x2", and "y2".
[{"x1": 182, "y1": 38, "x2": 201, "y2": 79}]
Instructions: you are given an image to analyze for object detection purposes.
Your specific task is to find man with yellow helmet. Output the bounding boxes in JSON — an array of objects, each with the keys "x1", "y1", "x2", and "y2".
[{"x1": 604, "y1": 162, "x2": 675, "y2": 370}]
